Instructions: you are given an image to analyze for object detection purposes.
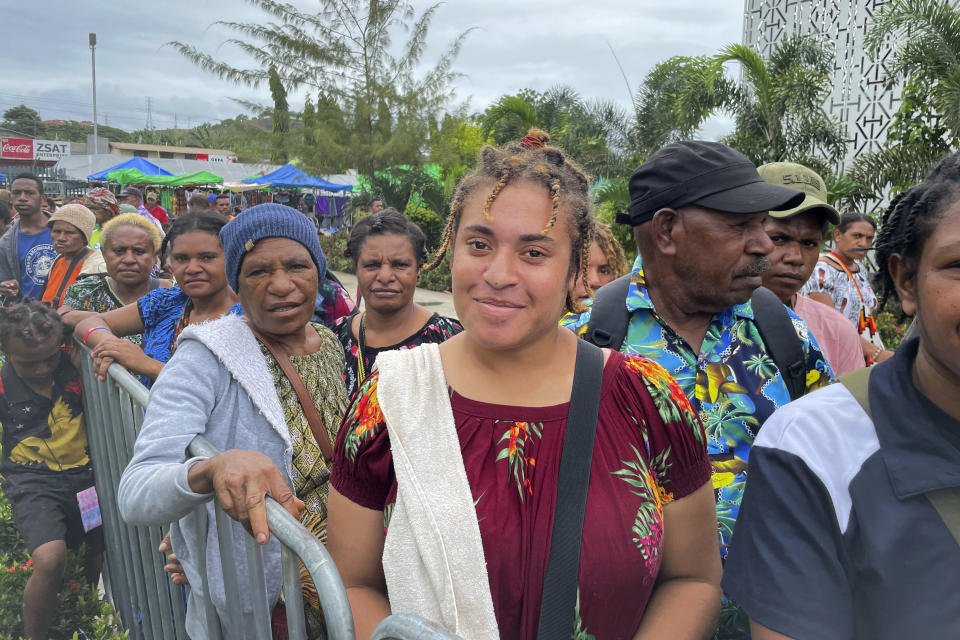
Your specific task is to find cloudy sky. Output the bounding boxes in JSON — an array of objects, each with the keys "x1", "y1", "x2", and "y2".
[{"x1": 2, "y1": 1, "x2": 743, "y2": 136}]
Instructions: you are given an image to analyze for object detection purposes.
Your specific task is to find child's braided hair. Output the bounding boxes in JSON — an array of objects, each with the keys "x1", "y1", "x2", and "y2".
[
  {"x1": 873, "y1": 151, "x2": 960, "y2": 317},
  {"x1": 426, "y1": 128, "x2": 595, "y2": 313},
  {"x1": 0, "y1": 299, "x2": 68, "y2": 351}
]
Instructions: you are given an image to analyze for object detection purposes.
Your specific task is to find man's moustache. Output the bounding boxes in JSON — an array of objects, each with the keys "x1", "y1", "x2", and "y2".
[{"x1": 737, "y1": 257, "x2": 770, "y2": 277}]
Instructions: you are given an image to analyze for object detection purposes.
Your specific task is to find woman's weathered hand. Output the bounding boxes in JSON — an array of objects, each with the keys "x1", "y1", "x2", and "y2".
[{"x1": 188, "y1": 450, "x2": 305, "y2": 545}]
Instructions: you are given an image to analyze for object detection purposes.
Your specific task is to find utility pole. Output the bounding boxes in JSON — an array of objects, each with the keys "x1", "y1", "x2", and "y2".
[
  {"x1": 145, "y1": 97, "x2": 154, "y2": 131},
  {"x1": 89, "y1": 33, "x2": 98, "y2": 154}
]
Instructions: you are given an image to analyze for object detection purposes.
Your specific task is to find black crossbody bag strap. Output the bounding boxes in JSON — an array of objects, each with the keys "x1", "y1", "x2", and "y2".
[
  {"x1": 537, "y1": 340, "x2": 605, "y2": 639},
  {"x1": 585, "y1": 273, "x2": 632, "y2": 351},
  {"x1": 751, "y1": 286, "x2": 806, "y2": 401}
]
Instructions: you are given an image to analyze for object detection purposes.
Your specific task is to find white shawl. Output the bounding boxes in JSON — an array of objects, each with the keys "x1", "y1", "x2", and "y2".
[{"x1": 375, "y1": 343, "x2": 499, "y2": 640}]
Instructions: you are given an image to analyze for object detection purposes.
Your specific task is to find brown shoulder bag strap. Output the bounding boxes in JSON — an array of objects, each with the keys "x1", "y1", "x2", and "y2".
[{"x1": 250, "y1": 327, "x2": 334, "y2": 462}]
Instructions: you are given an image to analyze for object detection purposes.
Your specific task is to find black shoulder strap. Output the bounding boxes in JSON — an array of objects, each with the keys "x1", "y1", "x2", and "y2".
[
  {"x1": 537, "y1": 340, "x2": 604, "y2": 640},
  {"x1": 751, "y1": 286, "x2": 806, "y2": 401},
  {"x1": 584, "y1": 273, "x2": 632, "y2": 351}
]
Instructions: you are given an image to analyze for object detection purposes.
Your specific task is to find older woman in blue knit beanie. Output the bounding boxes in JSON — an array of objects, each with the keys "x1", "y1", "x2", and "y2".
[{"x1": 118, "y1": 203, "x2": 349, "y2": 638}]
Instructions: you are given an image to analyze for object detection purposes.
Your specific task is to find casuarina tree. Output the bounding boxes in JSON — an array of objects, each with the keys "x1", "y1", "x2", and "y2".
[
  {"x1": 268, "y1": 65, "x2": 289, "y2": 164},
  {"x1": 168, "y1": 0, "x2": 473, "y2": 177}
]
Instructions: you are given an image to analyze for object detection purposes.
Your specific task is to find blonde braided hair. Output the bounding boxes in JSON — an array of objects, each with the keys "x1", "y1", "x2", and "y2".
[{"x1": 426, "y1": 128, "x2": 595, "y2": 313}]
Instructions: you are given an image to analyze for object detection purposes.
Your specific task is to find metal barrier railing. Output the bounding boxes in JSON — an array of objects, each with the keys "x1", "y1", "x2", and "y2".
[{"x1": 79, "y1": 345, "x2": 461, "y2": 640}]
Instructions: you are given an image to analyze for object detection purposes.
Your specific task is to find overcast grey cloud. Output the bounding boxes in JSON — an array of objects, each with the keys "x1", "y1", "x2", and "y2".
[{"x1": 2, "y1": 1, "x2": 743, "y2": 137}]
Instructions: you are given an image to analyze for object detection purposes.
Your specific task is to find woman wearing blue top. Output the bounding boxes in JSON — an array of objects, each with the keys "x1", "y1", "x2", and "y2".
[{"x1": 75, "y1": 214, "x2": 241, "y2": 386}]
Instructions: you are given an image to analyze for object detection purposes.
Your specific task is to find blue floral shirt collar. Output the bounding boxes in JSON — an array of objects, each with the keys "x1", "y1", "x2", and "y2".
[{"x1": 626, "y1": 254, "x2": 755, "y2": 321}]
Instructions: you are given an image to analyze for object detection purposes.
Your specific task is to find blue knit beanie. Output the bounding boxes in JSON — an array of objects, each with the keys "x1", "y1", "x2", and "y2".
[{"x1": 220, "y1": 203, "x2": 327, "y2": 292}]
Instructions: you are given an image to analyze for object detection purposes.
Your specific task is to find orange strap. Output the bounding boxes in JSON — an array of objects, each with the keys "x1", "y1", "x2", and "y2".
[{"x1": 827, "y1": 251, "x2": 866, "y2": 305}]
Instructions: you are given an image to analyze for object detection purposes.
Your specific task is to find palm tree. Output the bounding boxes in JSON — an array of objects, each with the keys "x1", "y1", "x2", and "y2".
[
  {"x1": 848, "y1": 0, "x2": 960, "y2": 201},
  {"x1": 480, "y1": 86, "x2": 630, "y2": 179},
  {"x1": 629, "y1": 34, "x2": 847, "y2": 169},
  {"x1": 865, "y1": 0, "x2": 960, "y2": 143},
  {"x1": 630, "y1": 55, "x2": 730, "y2": 157},
  {"x1": 713, "y1": 34, "x2": 847, "y2": 167}
]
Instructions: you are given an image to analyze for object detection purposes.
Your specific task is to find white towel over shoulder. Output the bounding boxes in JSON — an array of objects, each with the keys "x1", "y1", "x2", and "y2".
[{"x1": 375, "y1": 343, "x2": 499, "y2": 640}]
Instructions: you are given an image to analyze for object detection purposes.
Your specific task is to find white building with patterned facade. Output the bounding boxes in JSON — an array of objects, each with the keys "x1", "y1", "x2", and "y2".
[{"x1": 742, "y1": 0, "x2": 902, "y2": 169}]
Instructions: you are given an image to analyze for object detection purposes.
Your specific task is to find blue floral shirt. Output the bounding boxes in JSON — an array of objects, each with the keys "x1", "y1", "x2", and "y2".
[
  {"x1": 562, "y1": 255, "x2": 833, "y2": 556},
  {"x1": 137, "y1": 287, "x2": 244, "y2": 387}
]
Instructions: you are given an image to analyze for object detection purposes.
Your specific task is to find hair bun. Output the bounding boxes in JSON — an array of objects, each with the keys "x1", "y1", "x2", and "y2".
[{"x1": 520, "y1": 128, "x2": 550, "y2": 149}]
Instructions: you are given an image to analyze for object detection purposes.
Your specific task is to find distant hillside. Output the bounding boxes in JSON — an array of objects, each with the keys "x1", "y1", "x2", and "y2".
[{"x1": 34, "y1": 121, "x2": 130, "y2": 144}]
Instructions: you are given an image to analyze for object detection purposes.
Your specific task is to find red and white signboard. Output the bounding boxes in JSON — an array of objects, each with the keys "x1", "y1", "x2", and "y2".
[
  {"x1": 1, "y1": 137, "x2": 33, "y2": 160},
  {"x1": 194, "y1": 153, "x2": 235, "y2": 163},
  {"x1": 0, "y1": 138, "x2": 71, "y2": 161}
]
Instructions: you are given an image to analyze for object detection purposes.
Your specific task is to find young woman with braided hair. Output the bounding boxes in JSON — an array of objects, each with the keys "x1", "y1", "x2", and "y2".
[
  {"x1": 724, "y1": 152, "x2": 960, "y2": 639},
  {"x1": 327, "y1": 130, "x2": 719, "y2": 639}
]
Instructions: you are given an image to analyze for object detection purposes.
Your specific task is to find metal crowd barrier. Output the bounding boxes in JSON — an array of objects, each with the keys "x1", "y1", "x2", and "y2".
[{"x1": 79, "y1": 345, "x2": 460, "y2": 640}]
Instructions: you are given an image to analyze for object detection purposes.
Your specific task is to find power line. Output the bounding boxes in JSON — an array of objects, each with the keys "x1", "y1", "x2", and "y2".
[{"x1": 0, "y1": 91, "x2": 233, "y2": 128}]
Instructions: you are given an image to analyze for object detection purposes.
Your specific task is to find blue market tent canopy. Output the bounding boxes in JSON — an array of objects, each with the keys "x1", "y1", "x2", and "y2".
[
  {"x1": 243, "y1": 163, "x2": 352, "y2": 191},
  {"x1": 87, "y1": 157, "x2": 175, "y2": 181}
]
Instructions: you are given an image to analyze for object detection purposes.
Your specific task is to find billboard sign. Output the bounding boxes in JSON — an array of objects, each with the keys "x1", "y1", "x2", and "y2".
[
  {"x1": 1, "y1": 137, "x2": 33, "y2": 160},
  {"x1": 34, "y1": 140, "x2": 71, "y2": 160}
]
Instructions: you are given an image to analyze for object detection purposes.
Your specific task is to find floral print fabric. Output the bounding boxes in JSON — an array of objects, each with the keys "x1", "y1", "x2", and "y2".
[
  {"x1": 331, "y1": 350, "x2": 711, "y2": 640},
  {"x1": 561, "y1": 254, "x2": 832, "y2": 557},
  {"x1": 258, "y1": 322, "x2": 348, "y2": 544},
  {"x1": 137, "y1": 286, "x2": 243, "y2": 387},
  {"x1": 332, "y1": 311, "x2": 463, "y2": 398},
  {"x1": 801, "y1": 257, "x2": 878, "y2": 329},
  {"x1": 62, "y1": 275, "x2": 144, "y2": 346}
]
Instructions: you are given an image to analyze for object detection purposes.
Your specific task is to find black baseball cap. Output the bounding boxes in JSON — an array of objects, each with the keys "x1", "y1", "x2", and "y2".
[
  {"x1": 616, "y1": 141, "x2": 806, "y2": 226},
  {"x1": 120, "y1": 186, "x2": 143, "y2": 200}
]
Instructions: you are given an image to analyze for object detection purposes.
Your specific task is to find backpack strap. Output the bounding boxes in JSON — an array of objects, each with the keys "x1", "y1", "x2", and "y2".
[
  {"x1": 751, "y1": 287, "x2": 806, "y2": 401},
  {"x1": 584, "y1": 273, "x2": 632, "y2": 351},
  {"x1": 839, "y1": 366, "x2": 960, "y2": 548},
  {"x1": 837, "y1": 366, "x2": 872, "y2": 418}
]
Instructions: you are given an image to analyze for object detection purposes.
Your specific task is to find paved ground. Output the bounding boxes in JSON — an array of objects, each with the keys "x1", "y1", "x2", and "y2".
[{"x1": 332, "y1": 270, "x2": 458, "y2": 319}]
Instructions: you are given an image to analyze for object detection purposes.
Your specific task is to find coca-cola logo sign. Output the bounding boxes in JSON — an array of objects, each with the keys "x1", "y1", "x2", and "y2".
[{"x1": 1, "y1": 137, "x2": 34, "y2": 160}]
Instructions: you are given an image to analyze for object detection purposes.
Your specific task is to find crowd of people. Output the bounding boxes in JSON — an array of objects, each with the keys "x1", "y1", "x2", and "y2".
[{"x1": 0, "y1": 122, "x2": 955, "y2": 640}]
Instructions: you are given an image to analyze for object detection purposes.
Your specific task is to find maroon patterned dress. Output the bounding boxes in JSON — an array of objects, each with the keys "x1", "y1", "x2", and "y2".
[{"x1": 331, "y1": 350, "x2": 710, "y2": 640}]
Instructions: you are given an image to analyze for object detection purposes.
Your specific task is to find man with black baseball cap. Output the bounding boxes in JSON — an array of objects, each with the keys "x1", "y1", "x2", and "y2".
[{"x1": 563, "y1": 141, "x2": 833, "y2": 583}]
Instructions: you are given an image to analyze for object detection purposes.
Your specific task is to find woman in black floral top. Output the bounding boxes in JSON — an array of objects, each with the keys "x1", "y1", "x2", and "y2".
[{"x1": 333, "y1": 209, "x2": 462, "y2": 397}]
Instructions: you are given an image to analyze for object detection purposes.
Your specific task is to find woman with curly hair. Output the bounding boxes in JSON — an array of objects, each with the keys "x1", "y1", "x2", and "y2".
[{"x1": 572, "y1": 218, "x2": 630, "y2": 302}]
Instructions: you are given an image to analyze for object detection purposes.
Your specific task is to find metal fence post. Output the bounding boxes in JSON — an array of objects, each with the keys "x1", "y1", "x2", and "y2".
[{"x1": 79, "y1": 344, "x2": 461, "y2": 640}]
